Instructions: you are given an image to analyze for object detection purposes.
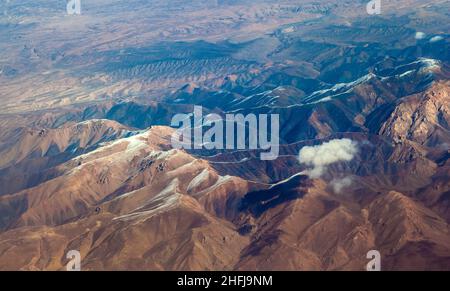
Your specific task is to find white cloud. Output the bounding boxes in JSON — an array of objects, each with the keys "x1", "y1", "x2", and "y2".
[
  {"x1": 298, "y1": 139, "x2": 358, "y2": 178},
  {"x1": 415, "y1": 32, "x2": 426, "y2": 40},
  {"x1": 330, "y1": 176, "x2": 353, "y2": 194}
]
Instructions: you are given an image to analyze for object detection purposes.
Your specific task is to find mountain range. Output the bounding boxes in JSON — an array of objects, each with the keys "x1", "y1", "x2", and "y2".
[{"x1": 0, "y1": 0, "x2": 449, "y2": 270}]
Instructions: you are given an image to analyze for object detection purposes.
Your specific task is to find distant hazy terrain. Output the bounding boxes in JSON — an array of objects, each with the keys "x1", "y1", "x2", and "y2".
[{"x1": 1, "y1": 0, "x2": 447, "y2": 113}]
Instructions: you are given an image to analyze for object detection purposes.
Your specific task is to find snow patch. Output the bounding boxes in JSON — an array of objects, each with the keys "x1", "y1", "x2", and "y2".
[
  {"x1": 195, "y1": 175, "x2": 233, "y2": 196},
  {"x1": 187, "y1": 169, "x2": 210, "y2": 192},
  {"x1": 430, "y1": 36, "x2": 444, "y2": 43},
  {"x1": 305, "y1": 73, "x2": 376, "y2": 104},
  {"x1": 282, "y1": 26, "x2": 295, "y2": 34},
  {"x1": 113, "y1": 179, "x2": 181, "y2": 222},
  {"x1": 398, "y1": 70, "x2": 415, "y2": 78},
  {"x1": 77, "y1": 119, "x2": 109, "y2": 126},
  {"x1": 415, "y1": 32, "x2": 426, "y2": 40},
  {"x1": 125, "y1": 134, "x2": 148, "y2": 154},
  {"x1": 269, "y1": 172, "x2": 305, "y2": 189}
]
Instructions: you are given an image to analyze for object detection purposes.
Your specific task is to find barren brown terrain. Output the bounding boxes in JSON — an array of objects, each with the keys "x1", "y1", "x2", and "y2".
[{"x1": 0, "y1": 0, "x2": 449, "y2": 271}]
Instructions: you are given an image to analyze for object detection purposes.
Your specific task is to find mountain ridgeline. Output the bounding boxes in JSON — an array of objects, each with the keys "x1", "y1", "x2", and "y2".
[{"x1": 0, "y1": 0, "x2": 449, "y2": 270}]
